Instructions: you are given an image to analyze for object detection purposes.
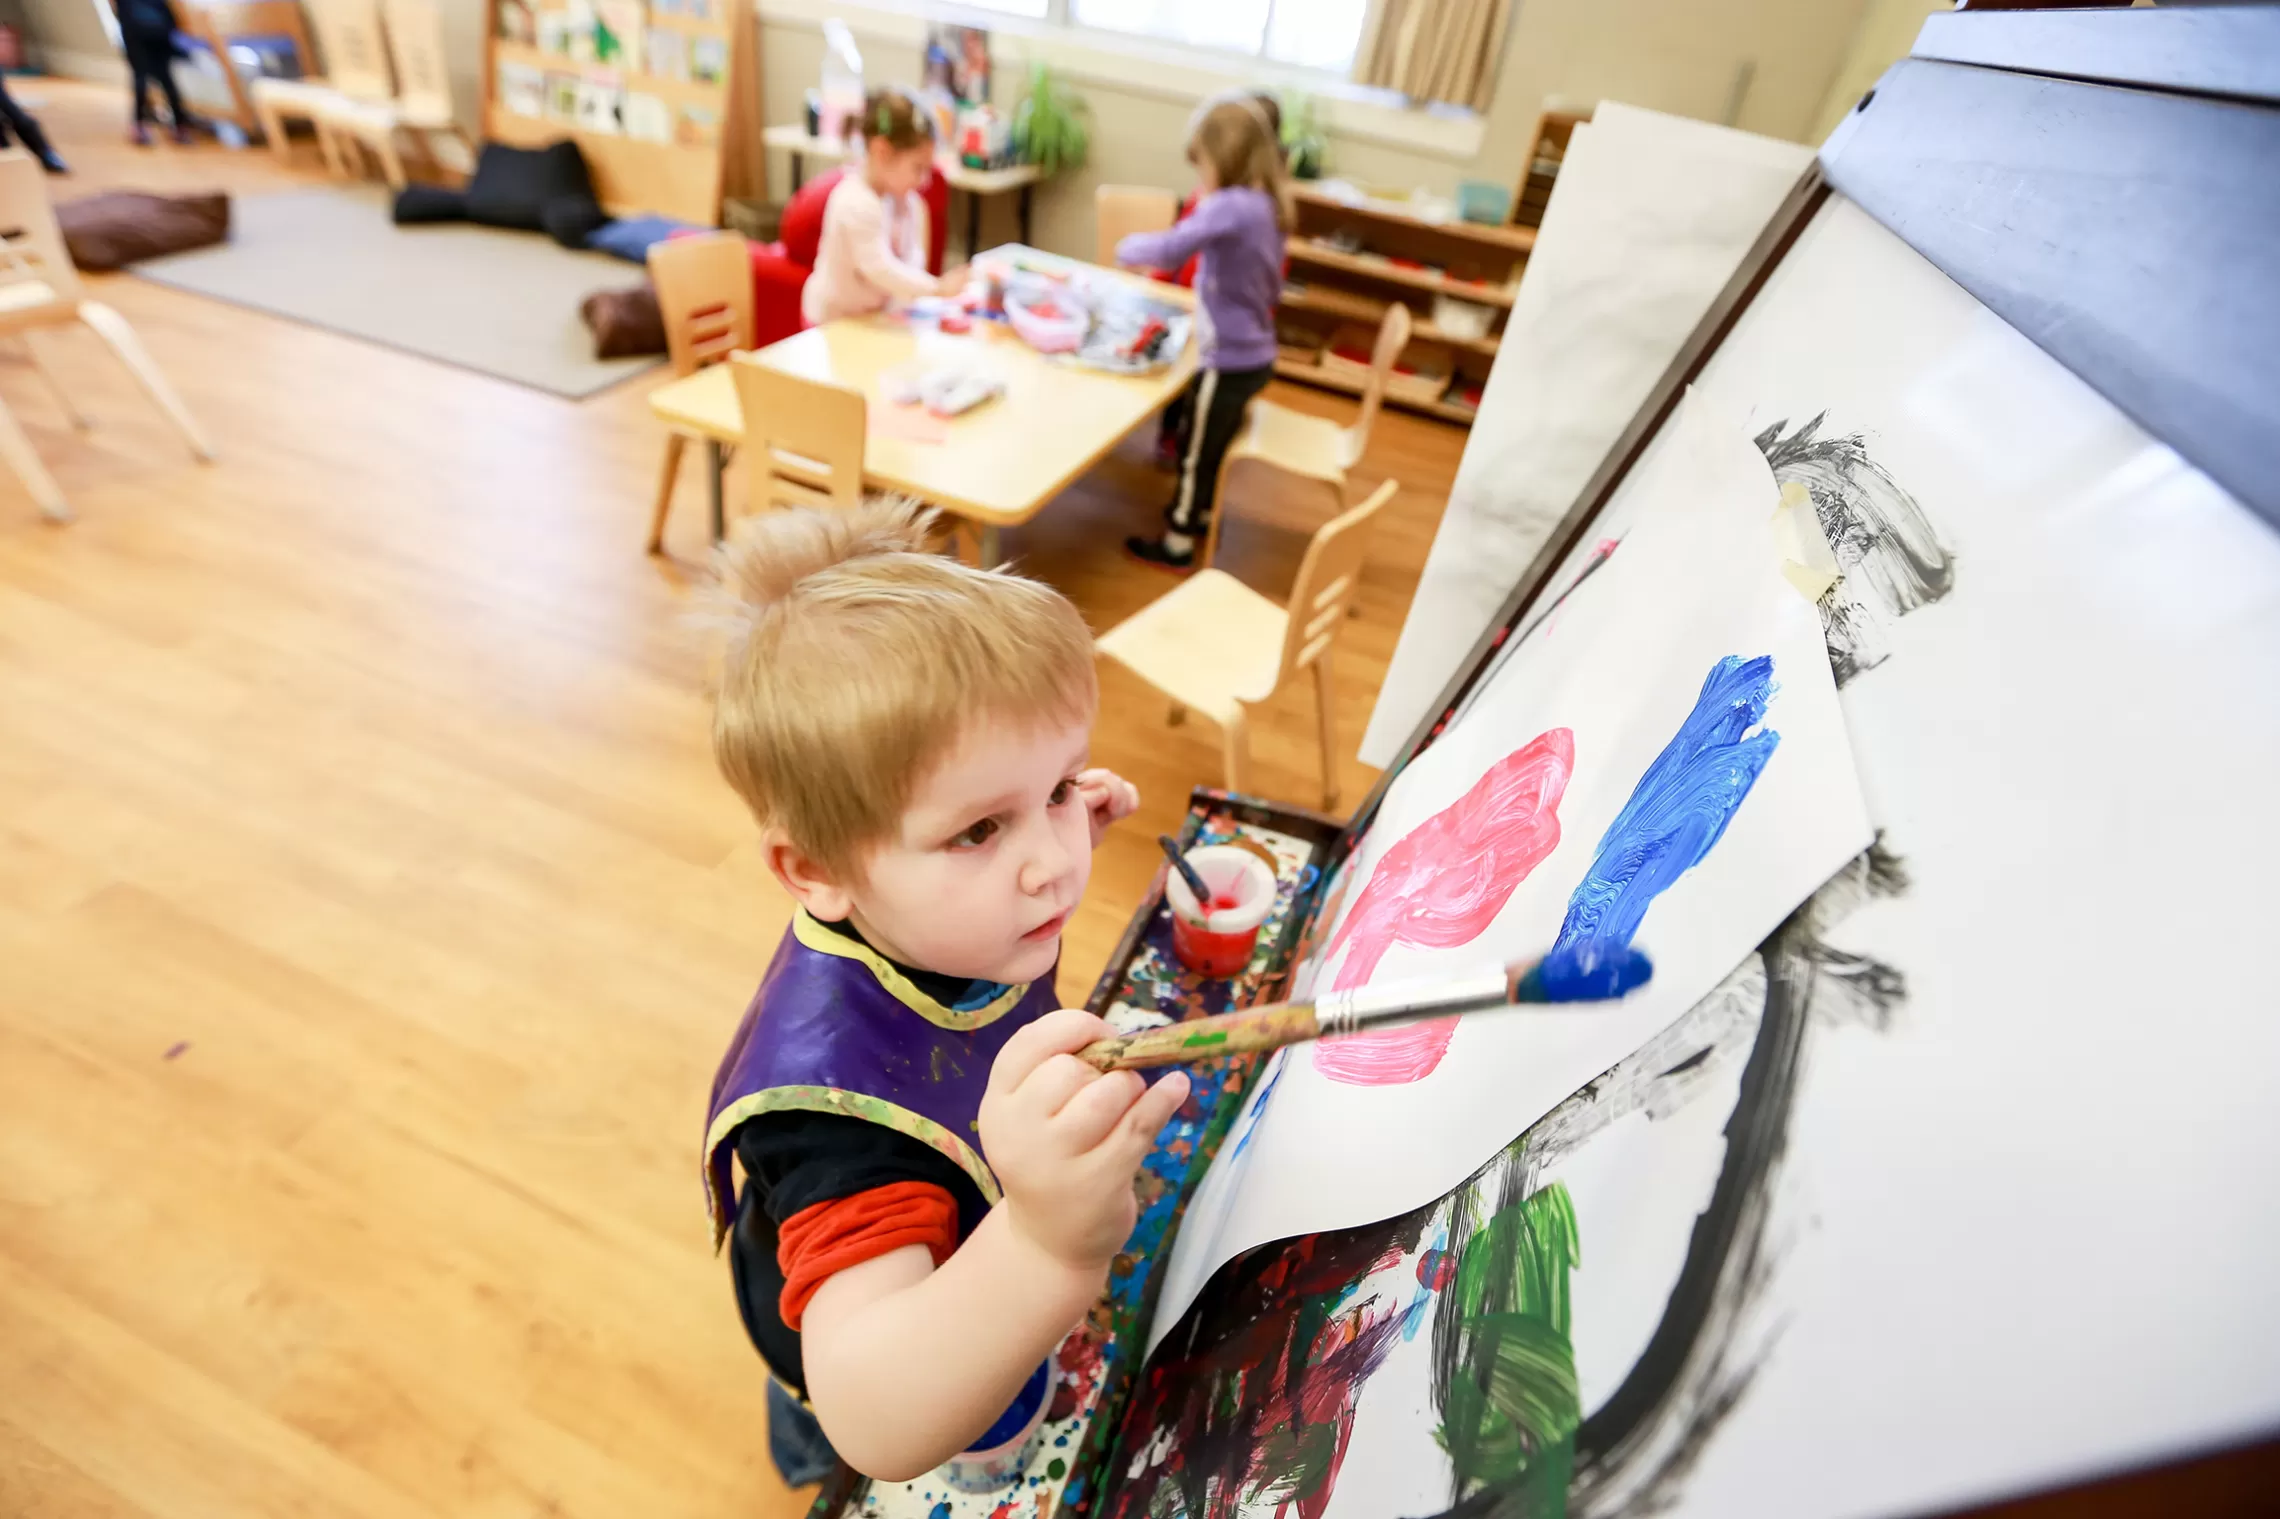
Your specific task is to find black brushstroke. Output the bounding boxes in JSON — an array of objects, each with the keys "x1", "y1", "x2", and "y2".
[{"x1": 1755, "y1": 414, "x2": 1957, "y2": 685}]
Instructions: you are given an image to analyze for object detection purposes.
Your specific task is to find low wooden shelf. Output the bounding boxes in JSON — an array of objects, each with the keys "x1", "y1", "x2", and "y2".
[{"x1": 1274, "y1": 181, "x2": 1525, "y2": 426}]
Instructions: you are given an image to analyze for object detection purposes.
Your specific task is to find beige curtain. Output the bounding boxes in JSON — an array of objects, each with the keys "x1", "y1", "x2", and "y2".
[{"x1": 1354, "y1": 0, "x2": 1515, "y2": 113}]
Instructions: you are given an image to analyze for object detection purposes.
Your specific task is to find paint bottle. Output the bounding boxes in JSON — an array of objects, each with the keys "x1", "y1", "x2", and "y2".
[
  {"x1": 1164, "y1": 845, "x2": 1277, "y2": 978},
  {"x1": 939, "y1": 1361, "x2": 1053, "y2": 1493}
]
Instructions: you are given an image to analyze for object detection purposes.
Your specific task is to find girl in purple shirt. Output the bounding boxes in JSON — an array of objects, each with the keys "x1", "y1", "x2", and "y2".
[{"x1": 1114, "y1": 93, "x2": 1291, "y2": 570}]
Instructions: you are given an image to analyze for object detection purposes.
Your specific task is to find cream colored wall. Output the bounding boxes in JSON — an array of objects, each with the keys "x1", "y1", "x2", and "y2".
[
  {"x1": 20, "y1": 0, "x2": 119, "y2": 75},
  {"x1": 1807, "y1": 0, "x2": 1951, "y2": 144},
  {"x1": 22, "y1": 0, "x2": 1867, "y2": 250},
  {"x1": 763, "y1": 0, "x2": 1866, "y2": 259}
]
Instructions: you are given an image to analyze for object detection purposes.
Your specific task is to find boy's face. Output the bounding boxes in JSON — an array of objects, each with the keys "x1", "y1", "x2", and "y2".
[{"x1": 792, "y1": 715, "x2": 1096, "y2": 988}]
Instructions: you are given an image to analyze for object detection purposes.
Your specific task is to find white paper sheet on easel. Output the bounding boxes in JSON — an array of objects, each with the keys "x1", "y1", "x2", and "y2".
[
  {"x1": 1359, "y1": 104, "x2": 1812, "y2": 766},
  {"x1": 1150, "y1": 394, "x2": 1873, "y2": 1350}
]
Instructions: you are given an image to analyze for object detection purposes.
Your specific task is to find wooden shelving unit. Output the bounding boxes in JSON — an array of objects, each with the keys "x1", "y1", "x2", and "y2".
[
  {"x1": 1509, "y1": 105, "x2": 1592, "y2": 231},
  {"x1": 1275, "y1": 183, "x2": 1527, "y2": 426}
]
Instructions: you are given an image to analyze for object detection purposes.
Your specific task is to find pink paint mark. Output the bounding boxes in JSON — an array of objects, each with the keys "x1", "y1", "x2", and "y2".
[{"x1": 1313, "y1": 729, "x2": 1573, "y2": 1085}]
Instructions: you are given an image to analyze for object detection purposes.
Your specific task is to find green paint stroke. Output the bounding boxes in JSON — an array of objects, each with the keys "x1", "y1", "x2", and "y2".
[
  {"x1": 1182, "y1": 1029, "x2": 1230, "y2": 1048},
  {"x1": 1435, "y1": 1181, "x2": 1581, "y2": 1515}
]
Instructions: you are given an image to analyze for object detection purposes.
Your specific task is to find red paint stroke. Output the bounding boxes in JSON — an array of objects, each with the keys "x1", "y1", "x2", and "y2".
[
  {"x1": 1415, "y1": 1246, "x2": 1457, "y2": 1292},
  {"x1": 1313, "y1": 729, "x2": 1573, "y2": 1085}
]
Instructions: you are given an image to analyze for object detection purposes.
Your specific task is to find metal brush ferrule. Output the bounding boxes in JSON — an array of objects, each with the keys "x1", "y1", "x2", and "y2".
[{"x1": 1313, "y1": 966, "x2": 1516, "y2": 1038}]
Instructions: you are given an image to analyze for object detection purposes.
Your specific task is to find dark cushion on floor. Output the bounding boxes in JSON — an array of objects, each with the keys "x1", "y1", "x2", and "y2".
[
  {"x1": 392, "y1": 185, "x2": 468, "y2": 224},
  {"x1": 56, "y1": 190, "x2": 230, "y2": 271},
  {"x1": 580, "y1": 282, "x2": 666, "y2": 359},
  {"x1": 540, "y1": 193, "x2": 611, "y2": 251},
  {"x1": 465, "y1": 139, "x2": 598, "y2": 234}
]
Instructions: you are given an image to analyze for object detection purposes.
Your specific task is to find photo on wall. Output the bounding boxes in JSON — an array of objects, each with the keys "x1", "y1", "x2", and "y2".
[
  {"x1": 496, "y1": 60, "x2": 544, "y2": 118},
  {"x1": 624, "y1": 91, "x2": 671, "y2": 143}
]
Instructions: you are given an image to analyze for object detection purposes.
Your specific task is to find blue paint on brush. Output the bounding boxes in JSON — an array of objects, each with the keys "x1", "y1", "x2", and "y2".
[
  {"x1": 1515, "y1": 941, "x2": 1657, "y2": 1002},
  {"x1": 1553, "y1": 654, "x2": 1782, "y2": 962}
]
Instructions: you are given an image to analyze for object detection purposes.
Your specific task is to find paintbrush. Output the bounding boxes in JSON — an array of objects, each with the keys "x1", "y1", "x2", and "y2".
[
  {"x1": 1078, "y1": 946, "x2": 1655, "y2": 1072},
  {"x1": 1157, "y1": 834, "x2": 1217, "y2": 905}
]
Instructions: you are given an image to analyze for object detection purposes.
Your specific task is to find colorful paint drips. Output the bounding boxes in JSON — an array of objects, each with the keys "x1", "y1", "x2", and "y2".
[
  {"x1": 1099, "y1": 1206, "x2": 1436, "y2": 1519},
  {"x1": 1433, "y1": 1181, "x2": 1582, "y2": 1512},
  {"x1": 1314, "y1": 729, "x2": 1575, "y2": 1085},
  {"x1": 1553, "y1": 656, "x2": 1780, "y2": 961}
]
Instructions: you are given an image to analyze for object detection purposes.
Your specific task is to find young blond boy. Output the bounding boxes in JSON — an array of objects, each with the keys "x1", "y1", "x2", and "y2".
[{"x1": 701, "y1": 500, "x2": 1191, "y2": 1483}]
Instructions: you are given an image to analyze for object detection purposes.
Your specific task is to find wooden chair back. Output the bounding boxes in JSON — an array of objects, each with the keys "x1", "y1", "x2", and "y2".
[
  {"x1": 0, "y1": 151, "x2": 82, "y2": 316},
  {"x1": 1343, "y1": 302, "x2": 1413, "y2": 462},
  {"x1": 729, "y1": 355, "x2": 867, "y2": 513},
  {"x1": 309, "y1": 0, "x2": 394, "y2": 102},
  {"x1": 1094, "y1": 184, "x2": 1179, "y2": 267},
  {"x1": 649, "y1": 232, "x2": 756, "y2": 379},
  {"x1": 1274, "y1": 479, "x2": 1398, "y2": 685},
  {"x1": 378, "y1": 0, "x2": 454, "y2": 123}
]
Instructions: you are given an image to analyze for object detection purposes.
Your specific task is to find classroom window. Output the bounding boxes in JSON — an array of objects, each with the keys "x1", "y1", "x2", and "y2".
[
  {"x1": 958, "y1": 0, "x2": 1053, "y2": 18},
  {"x1": 1066, "y1": 0, "x2": 1373, "y2": 72}
]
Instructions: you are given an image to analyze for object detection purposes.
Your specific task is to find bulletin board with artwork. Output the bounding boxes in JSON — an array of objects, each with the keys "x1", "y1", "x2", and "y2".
[
  {"x1": 814, "y1": 8, "x2": 2280, "y2": 1518},
  {"x1": 483, "y1": 0, "x2": 757, "y2": 225}
]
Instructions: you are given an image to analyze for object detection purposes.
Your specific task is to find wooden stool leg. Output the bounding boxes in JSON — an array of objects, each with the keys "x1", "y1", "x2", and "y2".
[
  {"x1": 0, "y1": 393, "x2": 69, "y2": 522},
  {"x1": 372, "y1": 131, "x2": 409, "y2": 191},
  {"x1": 1312, "y1": 656, "x2": 1340, "y2": 812},
  {"x1": 77, "y1": 301, "x2": 213, "y2": 461},
  {"x1": 648, "y1": 432, "x2": 687, "y2": 554},
  {"x1": 1200, "y1": 451, "x2": 1239, "y2": 571},
  {"x1": 256, "y1": 101, "x2": 290, "y2": 160},
  {"x1": 22, "y1": 334, "x2": 87, "y2": 430},
  {"x1": 1220, "y1": 706, "x2": 1250, "y2": 797}
]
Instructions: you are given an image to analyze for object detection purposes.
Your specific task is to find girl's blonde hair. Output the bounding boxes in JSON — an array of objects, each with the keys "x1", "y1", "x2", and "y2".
[
  {"x1": 855, "y1": 85, "x2": 935, "y2": 152},
  {"x1": 710, "y1": 499, "x2": 1096, "y2": 879},
  {"x1": 1186, "y1": 91, "x2": 1292, "y2": 230}
]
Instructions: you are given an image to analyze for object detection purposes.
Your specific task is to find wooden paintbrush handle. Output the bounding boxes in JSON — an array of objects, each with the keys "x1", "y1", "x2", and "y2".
[{"x1": 1078, "y1": 1003, "x2": 1321, "y2": 1071}]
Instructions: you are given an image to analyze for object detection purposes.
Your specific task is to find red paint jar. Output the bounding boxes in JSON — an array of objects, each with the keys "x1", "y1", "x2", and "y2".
[{"x1": 1165, "y1": 845, "x2": 1277, "y2": 978}]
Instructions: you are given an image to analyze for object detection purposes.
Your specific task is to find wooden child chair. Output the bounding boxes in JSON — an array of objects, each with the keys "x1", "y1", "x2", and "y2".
[
  {"x1": 727, "y1": 354, "x2": 866, "y2": 515},
  {"x1": 1094, "y1": 184, "x2": 1178, "y2": 268},
  {"x1": 251, "y1": 0, "x2": 394, "y2": 175},
  {"x1": 1096, "y1": 479, "x2": 1399, "y2": 810},
  {"x1": 0, "y1": 151, "x2": 212, "y2": 522},
  {"x1": 312, "y1": 0, "x2": 473, "y2": 188},
  {"x1": 1202, "y1": 301, "x2": 1411, "y2": 570},
  {"x1": 644, "y1": 232, "x2": 756, "y2": 552}
]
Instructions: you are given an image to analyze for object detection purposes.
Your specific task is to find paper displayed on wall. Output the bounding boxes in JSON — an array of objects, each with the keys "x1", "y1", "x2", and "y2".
[
  {"x1": 1148, "y1": 389, "x2": 1874, "y2": 1350},
  {"x1": 594, "y1": 0, "x2": 644, "y2": 71},
  {"x1": 544, "y1": 72, "x2": 580, "y2": 123},
  {"x1": 1359, "y1": 104, "x2": 1812, "y2": 767},
  {"x1": 623, "y1": 92, "x2": 671, "y2": 143},
  {"x1": 497, "y1": 61, "x2": 544, "y2": 119},
  {"x1": 575, "y1": 74, "x2": 623, "y2": 134},
  {"x1": 690, "y1": 36, "x2": 726, "y2": 85},
  {"x1": 645, "y1": 27, "x2": 685, "y2": 81},
  {"x1": 675, "y1": 104, "x2": 718, "y2": 146}
]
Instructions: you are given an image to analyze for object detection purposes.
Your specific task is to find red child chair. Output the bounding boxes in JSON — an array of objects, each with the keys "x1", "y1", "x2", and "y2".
[{"x1": 747, "y1": 165, "x2": 951, "y2": 346}]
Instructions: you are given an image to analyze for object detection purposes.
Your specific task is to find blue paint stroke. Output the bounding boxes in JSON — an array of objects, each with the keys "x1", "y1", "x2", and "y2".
[{"x1": 1553, "y1": 655, "x2": 1781, "y2": 960}]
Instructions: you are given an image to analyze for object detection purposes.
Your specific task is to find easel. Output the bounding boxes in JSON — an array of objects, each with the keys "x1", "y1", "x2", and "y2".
[
  {"x1": 818, "y1": 5, "x2": 2280, "y2": 1516},
  {"x1": 480, "y1": 0, "x2": 763, "y2": 225},
  {"x1": 177, "y1": 0, "x2": 319, "y2": 142}
]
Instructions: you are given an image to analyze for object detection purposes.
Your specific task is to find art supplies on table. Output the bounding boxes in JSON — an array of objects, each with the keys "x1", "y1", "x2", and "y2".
[
  {"x1": 972, "y1": 255, "x2": 1191, "y2": 374},
  {"x1": 881, "y1": 359, "x2": 1004, "y2": 419}
]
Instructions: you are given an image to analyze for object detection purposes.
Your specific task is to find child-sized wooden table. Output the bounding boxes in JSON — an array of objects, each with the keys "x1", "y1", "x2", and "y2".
[{"x1": 644, "y1": 245, "x2": 1194, "y2": 563}]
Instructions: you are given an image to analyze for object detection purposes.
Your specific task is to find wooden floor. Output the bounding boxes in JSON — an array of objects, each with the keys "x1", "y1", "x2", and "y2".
[{"x1": 0, "y1": 81, "x2": 1465, "y2": 1517}]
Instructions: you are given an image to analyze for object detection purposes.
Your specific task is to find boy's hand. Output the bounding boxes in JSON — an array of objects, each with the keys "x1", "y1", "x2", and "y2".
[
  {"x1": 1075, "y1": 768, "x2": 1139, "y2": 849},
  {"x1": 979, "y1": 1008, "x2": 1191, "y2": 1271}
]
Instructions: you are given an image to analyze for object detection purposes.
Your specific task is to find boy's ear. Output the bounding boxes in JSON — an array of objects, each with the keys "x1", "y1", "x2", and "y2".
[{"x1": 762, "y1": 833, "x2": 855, "y2": 922}]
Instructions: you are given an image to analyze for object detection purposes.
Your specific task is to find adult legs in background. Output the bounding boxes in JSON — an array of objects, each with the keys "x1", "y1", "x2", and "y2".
[
  {"x1": 125, "y1": 40, "x2": 191, "y2": 146},
  {"x1": 1128, "y1": 363, "x2": 1274, "y2": 571},
  {"x1": 0, "y1": 75, "x2": 66, "y2": 173}
]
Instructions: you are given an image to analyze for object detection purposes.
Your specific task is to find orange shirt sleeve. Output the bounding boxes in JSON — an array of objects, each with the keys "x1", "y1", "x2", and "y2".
[{"x1": 776, "y1": 1179, "x2": 959, "y2": 1331}]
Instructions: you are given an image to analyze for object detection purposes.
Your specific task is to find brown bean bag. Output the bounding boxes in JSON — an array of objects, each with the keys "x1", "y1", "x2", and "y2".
[
  {"x1": 57, "y1": 191, "x2": 230, "y2": 272},
  {"x1": 580, "y1": 281, "x2": 666, "y2": 360}
]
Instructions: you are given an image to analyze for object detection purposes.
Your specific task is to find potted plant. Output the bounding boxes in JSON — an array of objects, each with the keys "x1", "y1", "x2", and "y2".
[
  {"x1": 1012, "y1": 61, "x2": 1090, "y2": 174},
  {"x1": 1279, "y1": 88, "x2": 1327, "y2": 180}
]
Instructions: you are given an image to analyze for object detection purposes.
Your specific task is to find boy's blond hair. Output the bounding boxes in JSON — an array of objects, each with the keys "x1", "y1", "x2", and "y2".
[
  {"x1": 711, "y1": 499, "x2": 1097, "y2": 878},
  {"x1": 1187, "y1": 91, "x2": 1292, "y2": 231}
]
